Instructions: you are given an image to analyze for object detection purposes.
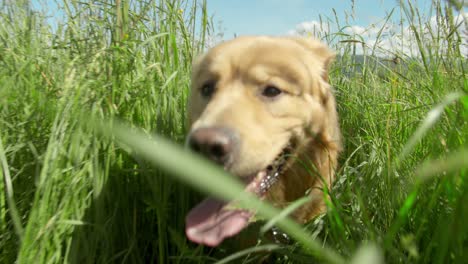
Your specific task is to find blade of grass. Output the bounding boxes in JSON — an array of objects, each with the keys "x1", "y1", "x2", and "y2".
[
  {"x1": 97, "y1": 119, "x2": 345, "y2": 264},
  {"x1": 0, "y1": 134, "x2": 24, "y2": 241},
  {"x1": 260, "y1": 195, "x2": 312, "y2": 234},
  {"x1": 215, "y1": 244, "x2": 281, "y2": 264},
  {"x1": 415, "y1": 148, "x2": 468, "y2": 183},
  {"x1": 350, "y1": 243, "x2": 384, "y2": 264},
  {"x1": 398, "y1": 92, "x2": 464, "y2": 161}
]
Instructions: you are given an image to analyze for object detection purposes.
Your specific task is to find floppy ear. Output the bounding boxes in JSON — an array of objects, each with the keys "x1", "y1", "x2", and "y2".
[
  {"x1": 288, "y1": 37, "x2": 335, "y2": 84},
  {"x1": 289, "y1": 37, "x2": 341, "y2": 150}
]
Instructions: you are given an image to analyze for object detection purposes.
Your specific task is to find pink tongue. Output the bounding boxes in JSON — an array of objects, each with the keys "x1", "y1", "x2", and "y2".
[{"x1": 185, "y1": 198, "x2": 253, "y2": 247}]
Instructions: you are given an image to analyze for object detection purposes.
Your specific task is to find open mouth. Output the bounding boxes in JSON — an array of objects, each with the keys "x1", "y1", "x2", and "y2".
[{"x1": 185, "y1": 143, "x2": 294, "y2": 247}]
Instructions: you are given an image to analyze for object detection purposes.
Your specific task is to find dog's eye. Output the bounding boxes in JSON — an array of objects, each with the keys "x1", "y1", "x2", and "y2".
[
  {"x1": 262, "y1": 85, "x2": 282, "y2": 98},
  {"x1": 200, "y1": 82, "x2": 216, "y2": 98}
]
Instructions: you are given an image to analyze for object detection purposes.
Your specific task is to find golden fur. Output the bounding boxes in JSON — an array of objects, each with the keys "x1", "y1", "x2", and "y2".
[{"x1": 188, "y1": 36, "x2": 341, "y2": 225}]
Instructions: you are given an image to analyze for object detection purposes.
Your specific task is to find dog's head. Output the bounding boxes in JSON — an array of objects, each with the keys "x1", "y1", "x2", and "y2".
[{"x1": 185, "y1": 36, "x2": 339, "y2": 246}]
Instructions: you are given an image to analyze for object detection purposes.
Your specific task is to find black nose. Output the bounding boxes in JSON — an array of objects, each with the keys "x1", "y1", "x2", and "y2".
[{"x1": 188, "y1": 127, "x2": 236, "y2": 165}]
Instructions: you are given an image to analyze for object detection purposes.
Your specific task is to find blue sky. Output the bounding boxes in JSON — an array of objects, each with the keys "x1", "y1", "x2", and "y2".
[
  {"x1": 206, "y1": 0, "x2": 434, "y2": 37},
  {"x1": 34, "y1": 0, "x2": 466, "y2": 56}
]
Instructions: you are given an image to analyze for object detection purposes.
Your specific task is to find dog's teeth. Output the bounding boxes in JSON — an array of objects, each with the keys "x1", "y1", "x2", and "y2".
[{"x1": 258, "y1": 144, "x2": 293, "y2": 194}]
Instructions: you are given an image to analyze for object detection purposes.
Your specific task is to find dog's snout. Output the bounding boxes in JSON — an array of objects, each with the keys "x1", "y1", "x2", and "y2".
[{"x1": 188, "y1": 127, "x2": 236, "y2": 165}]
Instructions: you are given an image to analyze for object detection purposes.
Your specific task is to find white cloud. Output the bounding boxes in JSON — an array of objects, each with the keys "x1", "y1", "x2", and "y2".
[
  {"x1": 290, "y1": 13, "x2": 468, "y2": 58},
  {"x1": 288, "y1": 20, "x2": 329, "y2": 37},
  {"x1": 344, "y1": 25, "x2": 366, "y2": 35}
]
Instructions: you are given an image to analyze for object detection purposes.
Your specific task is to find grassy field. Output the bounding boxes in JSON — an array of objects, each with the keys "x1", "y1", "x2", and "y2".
[{"x1": 1, "y1": 0, "x2": 467, "y2": 263}]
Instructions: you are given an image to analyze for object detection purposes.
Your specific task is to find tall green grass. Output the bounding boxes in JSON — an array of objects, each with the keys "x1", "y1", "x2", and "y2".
[{"x1": 0, "y1": 0, "x2": 467, "y2": 263}]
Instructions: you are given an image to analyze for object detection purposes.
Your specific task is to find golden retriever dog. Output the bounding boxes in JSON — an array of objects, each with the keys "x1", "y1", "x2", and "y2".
[{"x1": 185, "y1": 36, "x2": 341, "y2": 247}]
